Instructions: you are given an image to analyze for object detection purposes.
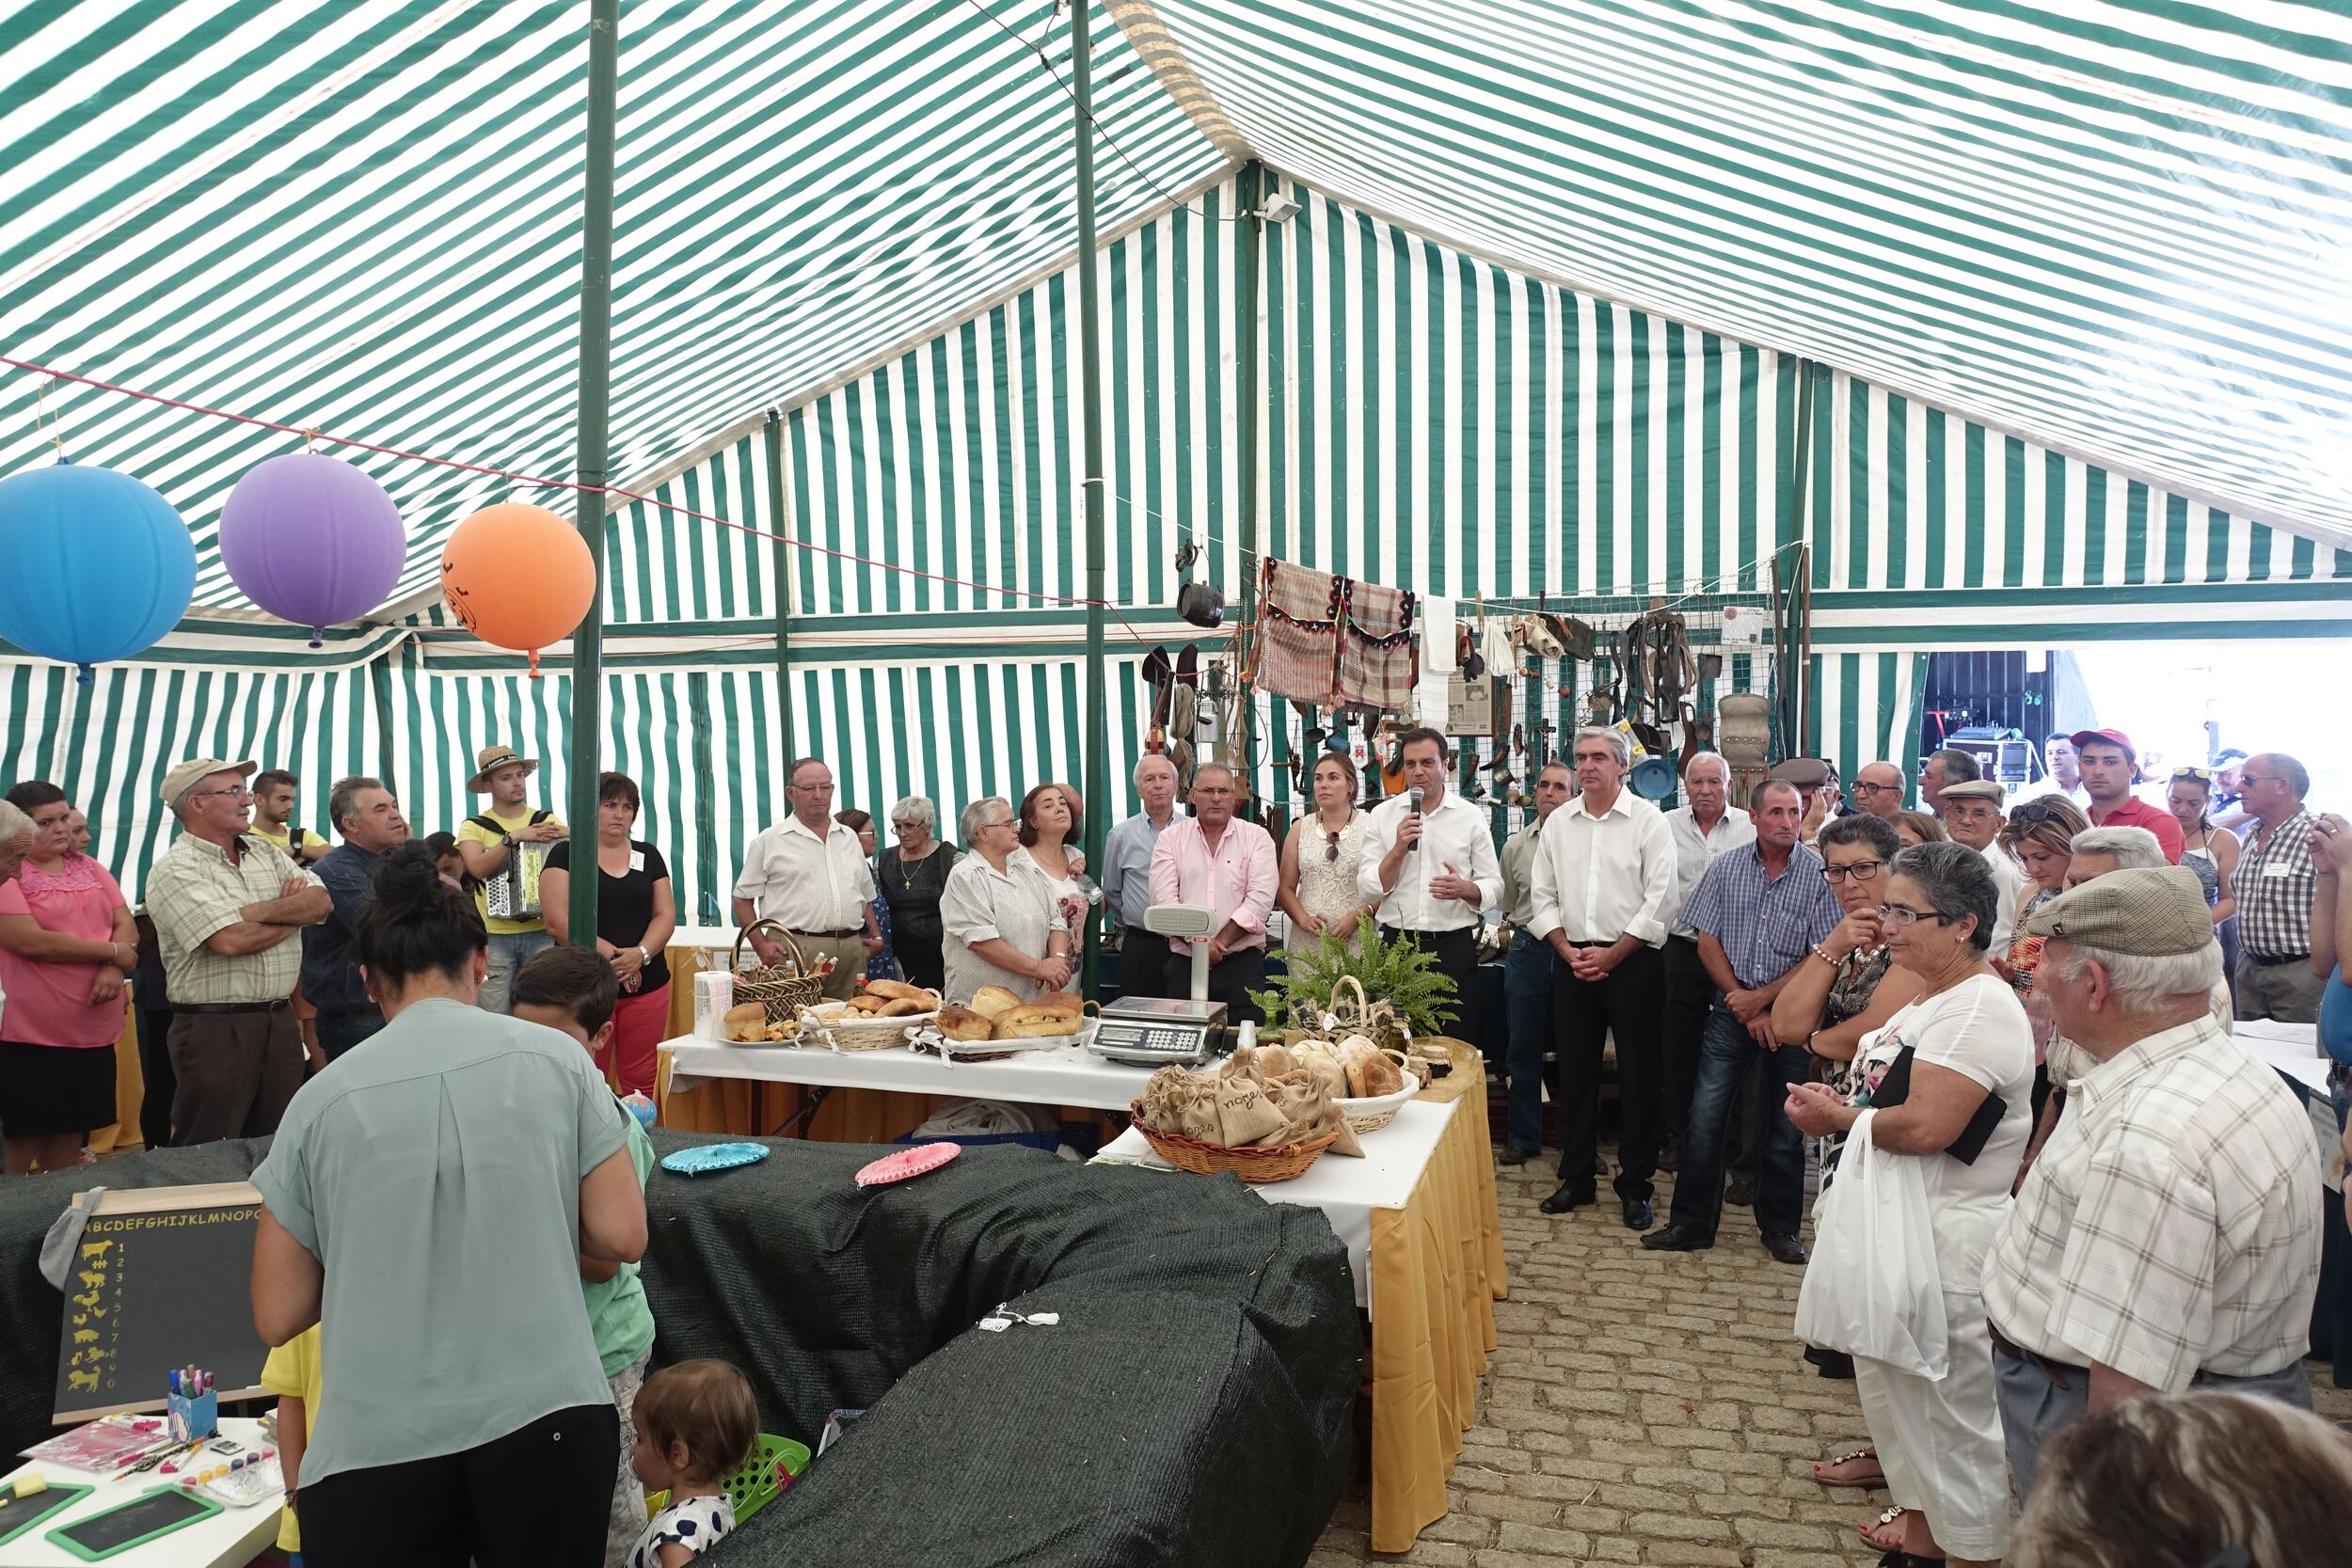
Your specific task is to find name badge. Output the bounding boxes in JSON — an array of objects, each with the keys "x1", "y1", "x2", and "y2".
[
  {"x1": 2262, "y1": 861, "x2": 2293, "y2": 879},
  {"x1": 629, "y1": 850, "x2": 646, "y2": 873}
]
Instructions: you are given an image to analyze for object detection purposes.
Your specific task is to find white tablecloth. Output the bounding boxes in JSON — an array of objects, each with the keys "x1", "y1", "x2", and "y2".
[
  {"x1": 664, "y1": 1036, "x2": 1158, "y2": 1113},
  {"x1": 1094, "y1": 1097, "x2": 1460, "y2": 1311},
  {"x1": 1, "y1": 1418, "x2": 281, "y2": 1568}
]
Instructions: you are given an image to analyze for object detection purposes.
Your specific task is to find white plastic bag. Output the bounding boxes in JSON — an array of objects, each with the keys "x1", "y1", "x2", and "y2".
[{"x1": 1792, "y1": 1109, "x2": 1948, "y2": 1378}]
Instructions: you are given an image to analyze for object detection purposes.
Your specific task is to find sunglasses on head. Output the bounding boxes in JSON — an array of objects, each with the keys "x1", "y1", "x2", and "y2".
[{"x1": 2170, "y1": 766, "x2": 2214, "y2": 782}]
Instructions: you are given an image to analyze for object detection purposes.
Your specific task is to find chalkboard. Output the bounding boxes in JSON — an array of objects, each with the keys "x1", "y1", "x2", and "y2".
[{"x1": 53, "y1": 1182, "x2": 271, "y2": 1423}]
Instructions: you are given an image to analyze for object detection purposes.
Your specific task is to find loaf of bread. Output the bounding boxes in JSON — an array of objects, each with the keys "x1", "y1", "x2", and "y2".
[
  {"x1": 864, "y1": 978, "x2": 930, "y2": 1004},
  {"x1": 993, "y1": 1006, "x2": 1083, "y2": 1038},
  {"x1": 937, "y1": 1005, "x2": 994, "y2": 1041},
  {"x1": 723, "y1": 1002, "x2": 768, "y2": 1042},
  {"x1": 874, "y1": 997, "x2": 925, "y2": 1018},
  {"x1": 968, "y1": 985, "x2": 1025, "y2": 1018},
  {"x1": 1355, "y1": 1053, "x2": 1404, "y2": 1097}
]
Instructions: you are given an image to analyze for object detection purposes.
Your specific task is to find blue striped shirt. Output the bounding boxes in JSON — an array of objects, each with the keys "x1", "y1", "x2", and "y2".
[{"x1": 1680, "y1": 839, "x2": 1842, "y2": 990}]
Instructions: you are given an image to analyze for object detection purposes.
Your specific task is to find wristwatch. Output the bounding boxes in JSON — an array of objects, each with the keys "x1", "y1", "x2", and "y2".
[
  {"x1": 499, "y1": 832, "x2": 515, "y2": 847},
  {"x1": 636, "y1": 945, "x2": 651, "y2": 968}
]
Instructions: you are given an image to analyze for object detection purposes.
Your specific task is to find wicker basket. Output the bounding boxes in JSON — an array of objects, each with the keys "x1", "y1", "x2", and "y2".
[
  {"x1": 1129, "y1": 1104, "x2": 1343, "y2": 1183},
  {"x1": 732, "y1": 921, "x2": 826, "y2": 1022},
  {"x1": 800, "y1": 1001, "x2": 936, "y2": 1052}
]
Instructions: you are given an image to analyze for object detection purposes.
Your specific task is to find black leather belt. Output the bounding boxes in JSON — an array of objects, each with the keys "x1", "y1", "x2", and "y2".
[
  {"x1": 175, "y1": 1000, "x2": 291, "y2": 1016},
  {"x1": 2250, "y1": 952, "x2": 2311, "y2": 968}
]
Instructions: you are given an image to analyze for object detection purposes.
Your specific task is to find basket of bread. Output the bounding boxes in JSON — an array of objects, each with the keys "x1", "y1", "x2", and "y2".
[
  {"x1": 798, "y1": 979, "x2": 943, "y2": 1052},
  {"x1": 1283, "y1": 1034, "x2": 1421, "y2": 1132},
  {"x1": 918, "y1": 988, "x2": 1091, "y2": 1062},
  {"x1": 1128, "y1": 1043, "x2": 1364, "y2": 1183}
]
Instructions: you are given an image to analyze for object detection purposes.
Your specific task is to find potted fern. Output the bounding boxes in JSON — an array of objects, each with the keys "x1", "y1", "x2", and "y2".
[{"x1": 1248, "y1": 928, "x2": 1461, "y2": 1046}]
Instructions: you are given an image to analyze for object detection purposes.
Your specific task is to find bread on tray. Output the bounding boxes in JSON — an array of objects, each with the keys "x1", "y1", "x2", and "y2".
[
  {"x1": 936, "y1": 1005, "x2": 996, "y2": 1041},
  {"x1": 968, "y1": 985, "x2": 1025, "y2": 1019}
]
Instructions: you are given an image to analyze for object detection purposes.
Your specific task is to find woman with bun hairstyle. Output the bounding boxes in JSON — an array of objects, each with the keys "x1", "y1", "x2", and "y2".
[{"x1": 250, "y1": 840, "x2": 648, "y2": 1568}]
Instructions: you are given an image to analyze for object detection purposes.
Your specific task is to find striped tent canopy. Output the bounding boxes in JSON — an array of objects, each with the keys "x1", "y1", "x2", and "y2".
[{"x1": 3, "y1": 0, "x2": 2349, "y2": 627}]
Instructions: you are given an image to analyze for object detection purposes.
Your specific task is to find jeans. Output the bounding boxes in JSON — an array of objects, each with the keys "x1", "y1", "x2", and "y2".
[
  {"x1": 1659, "y1": 936, "x2": 1710, "y2": 1141},
  {"x1": 1502, "y1": 931, "x2": 1554, "y2": 1154},
  {"x1": 314, "y1": 1009, "x2": 387, "y2": 1063},
  {"x1": 480, "y1": 929, "x2": 554, "y2": 1014},
  {"x1": 1665, "y1": 1005, "x2": 1810, "y2": 1239},
  {"x1": 1550, "y1": 943, "x2": 1665, "y2": 1200}
]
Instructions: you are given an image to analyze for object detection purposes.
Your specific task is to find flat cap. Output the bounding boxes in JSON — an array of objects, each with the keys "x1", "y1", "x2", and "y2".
[
  {"x1": 2023, "y1": 865, "x2": 2213, "y2": 956},
  {"x1": 1939, "y1": 779, "x2": 2007, "y2": 806}
]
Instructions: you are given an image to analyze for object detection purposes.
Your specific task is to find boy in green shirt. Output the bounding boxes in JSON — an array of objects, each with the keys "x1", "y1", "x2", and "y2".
[
  {"x1": 515, "y1": 945, "x2": 657, "y2": 1568},
  {"x1": 455, "y1": 745, "x2": 565, "y2": 1013}
]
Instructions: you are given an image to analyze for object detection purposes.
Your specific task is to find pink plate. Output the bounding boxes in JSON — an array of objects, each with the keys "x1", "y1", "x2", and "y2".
[{"x1": 855, "y1": 1142, "x2": 961, "y2": 1187}]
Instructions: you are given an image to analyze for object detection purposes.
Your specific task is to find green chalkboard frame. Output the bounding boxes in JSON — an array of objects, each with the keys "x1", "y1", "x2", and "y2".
[
  {"x1": 0, "y1": 1481, "x2": 93, "y2": 1544},
  {"x1": 43, "y1": 1483, "x2": 222, "y2": 1560}
]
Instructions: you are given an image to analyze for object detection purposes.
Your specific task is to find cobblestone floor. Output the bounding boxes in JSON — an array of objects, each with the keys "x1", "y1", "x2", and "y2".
[{"x1": 1310, "y1": 1151, "x2": 2352, "y2": 1566}]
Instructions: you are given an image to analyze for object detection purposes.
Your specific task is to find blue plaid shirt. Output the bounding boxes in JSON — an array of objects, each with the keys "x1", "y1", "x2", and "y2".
[{"x1": 1680, "y1": 839, "x2": 1842, "y2": 991}]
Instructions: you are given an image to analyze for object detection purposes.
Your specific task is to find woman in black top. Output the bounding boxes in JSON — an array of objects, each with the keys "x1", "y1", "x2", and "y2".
[
  {"x1": 877, "y1": 795, "x2": 958, "y2": 991},
  {"x1": 541, "y1": 771, "x2": 675, "y2": 1098}
]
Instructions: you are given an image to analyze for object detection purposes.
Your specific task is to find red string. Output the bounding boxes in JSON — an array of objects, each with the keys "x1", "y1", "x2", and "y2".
[{"x1": 2, "y1": 355, "x2": 1147, "y2": 641}]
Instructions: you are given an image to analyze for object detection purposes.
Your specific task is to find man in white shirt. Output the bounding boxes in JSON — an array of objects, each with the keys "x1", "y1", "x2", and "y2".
[
  {"x1": 1983, "y1": 867, "x2": 2320, "y2": 1502},
  {"x1": 1940, "y1": 778, "x2": 2026, "y2": 951},
  {"x1": 731, "y1": 757, "x2": 882, "y2": 1001},
  {"x1": 1527, "y1": 729, "x2": 1677, "y2": 1228},
  {"x1": 1496, "y1": 760, "x2": 1573, "y2": 1165},
  {"x1": 1359, "y1": 727, "x2": 1503, "y2": 1047},
  {"x1": 1659, "y1": 753, "x2": 1754, "y2": 1170},
  {"x1": 2014, "y1": 735, "x2": 2086, "y2": 805}
]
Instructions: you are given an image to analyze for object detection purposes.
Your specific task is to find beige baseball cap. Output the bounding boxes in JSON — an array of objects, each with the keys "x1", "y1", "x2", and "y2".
[{"x1": 159, "y1": 758, "x2": 257, "y2": 809}]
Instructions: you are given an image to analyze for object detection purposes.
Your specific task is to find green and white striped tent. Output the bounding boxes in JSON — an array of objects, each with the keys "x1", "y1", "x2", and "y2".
[{"x1": 3, "y1": 0, "x2": 2348, "y2": 906}]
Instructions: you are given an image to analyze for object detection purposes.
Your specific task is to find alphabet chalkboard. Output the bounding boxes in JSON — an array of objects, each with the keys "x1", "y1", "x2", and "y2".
[{"x1": 53, "y1": 1183, "x2": 271, "y2": 1423}]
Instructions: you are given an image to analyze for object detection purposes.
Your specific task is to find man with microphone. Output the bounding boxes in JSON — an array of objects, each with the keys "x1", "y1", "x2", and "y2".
[{"x1": 1359, "y1": 727, "x2": 1503, "y2": 1049}]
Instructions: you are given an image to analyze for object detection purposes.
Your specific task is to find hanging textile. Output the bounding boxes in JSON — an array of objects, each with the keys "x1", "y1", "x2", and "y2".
[
  {"x1": 1336, "y1": 577, "x2": 1418, "y2": 712},
  {"x1": 1254, "y1": 558, "x2": 1344, "y2": 704}
]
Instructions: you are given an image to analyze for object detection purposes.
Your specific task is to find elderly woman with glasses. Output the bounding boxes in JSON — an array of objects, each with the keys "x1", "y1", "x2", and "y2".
[
  {"x1": 875, "y1": 797, "x2": 957, "y2": 991},
  {"x1": 939, "y1": 798, "x2": 1073, "y2": 1004},
  {"x1": 1786, "y1": 842, "x2": 2035, "y2": 1568}
]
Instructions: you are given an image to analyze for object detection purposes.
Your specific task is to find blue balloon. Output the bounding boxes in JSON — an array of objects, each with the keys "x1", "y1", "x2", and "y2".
[{"x1": 0, "y1": 462, "x2": 196, "y2": 683}]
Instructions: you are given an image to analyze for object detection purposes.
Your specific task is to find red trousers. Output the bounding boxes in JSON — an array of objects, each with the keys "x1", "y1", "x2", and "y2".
[{"x1": 598, "y1": 983, "x2": 668, "y2": 1099}]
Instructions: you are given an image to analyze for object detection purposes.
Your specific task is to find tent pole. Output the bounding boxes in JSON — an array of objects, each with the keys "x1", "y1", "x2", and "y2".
[
  {"x1": 1073, "y1": 0, "x2": 1109, "y2": 995},
  {"x1": 763, "y1": 408, "x2": 796, "y2": 761},
  {"x1": 565, "y1": 0, "x2": 620, "y2": 951},
  {"x1": 1235, "y1": 161, "x2": 1263, "y2": 811}
]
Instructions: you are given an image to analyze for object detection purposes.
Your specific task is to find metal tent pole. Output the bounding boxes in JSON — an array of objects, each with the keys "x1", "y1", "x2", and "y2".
[
  {"x1": 1073, "y1": 0, "x2": 1109, "y2": 994},
  {"x1": 565, "y1": 0, "x2": 621, "y2": 948},
  {"x1": 763, "y1": 408, "x2": 796, "y2": 761}
]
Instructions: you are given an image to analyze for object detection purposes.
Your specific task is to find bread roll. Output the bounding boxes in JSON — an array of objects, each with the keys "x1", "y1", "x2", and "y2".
[
  {"x1": 969, "y1": 985, "x2": 1024, "y2": 1018},
  {"x1": 723, "y1": 1002, "x2": 768, "y2": 1042},
  {"x1": 875, "y1": 997, "x2": 924, "y2": 1018},
  {"x1": 863, "y1": 978, "x2": 930, "y2": 1003},
  {"x1": 1024, "y1": 991, "x2": 1082, "y2": 1015},
  {"x1": 937, "y1": 1005, "x2": 994, "y2": 1041},
  {"x1": 993, "y1": 1002, "x2": 1083, "y2": 1037},
  {"x1": 1343, "y1": 1055, "x2": 1371, "y2": 1097},
  {"x1": 1357, "y1": 1054, "x2": 1404, "y2": 1097}
]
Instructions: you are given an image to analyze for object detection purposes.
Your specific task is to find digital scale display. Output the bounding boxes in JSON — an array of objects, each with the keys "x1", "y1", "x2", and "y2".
[{"x1": 1087, "y1": 997, "x2": 1229, "y2": 1065}]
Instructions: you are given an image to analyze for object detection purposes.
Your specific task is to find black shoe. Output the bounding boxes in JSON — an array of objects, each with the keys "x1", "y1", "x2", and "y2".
[
  {"x1": 1640, "y1": 1223, "x2": 1712, "y2": 1252},
  {"x1": 1656, "y1": 1138, "x2": 1680, "y2": 1173},
  {"x1": 1724, "y1": 1175, "x2": 1756, "y2": 1208},
  {"x1": 1538, "y1": 1182, "x2": 1597, "y2": 1214},
  {"x1": 1621, "y1": 1197, "x2": 1653, "y2": 1231},
  {"x1": 1498, "y1": 1145, "x2": 1534, "y2": 1166},
  {"x1": 1763, "y1": 1231, "x2": 1808, "y2": 1266}
]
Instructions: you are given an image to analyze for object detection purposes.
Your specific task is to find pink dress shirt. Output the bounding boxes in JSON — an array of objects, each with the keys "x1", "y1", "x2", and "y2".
[{"x1": 1147, "y1": 816, "x2": 1278, "y2": 955}]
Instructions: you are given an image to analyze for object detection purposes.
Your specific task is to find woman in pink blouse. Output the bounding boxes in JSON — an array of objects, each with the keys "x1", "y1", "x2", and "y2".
[{"x1": 0, "y1": 783, "x2": 135, "y2": 1173}]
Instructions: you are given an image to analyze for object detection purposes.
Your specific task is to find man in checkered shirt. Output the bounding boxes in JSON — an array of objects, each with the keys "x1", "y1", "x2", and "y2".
[
  {"x1": 2233, "y1": 752, "x2": 2327, "y2": 1022},
  {"x1": 1982, "y1": 865, "x2": 2319, "y2": 1503}
]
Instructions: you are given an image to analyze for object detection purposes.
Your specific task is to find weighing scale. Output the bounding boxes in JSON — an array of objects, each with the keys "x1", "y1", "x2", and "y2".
[{"x1": 1089, "y1": 902, "x2": 1231, "y2": 1066}]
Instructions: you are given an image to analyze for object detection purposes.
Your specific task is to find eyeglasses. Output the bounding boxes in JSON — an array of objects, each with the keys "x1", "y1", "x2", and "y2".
[
  {"x1": 980, "y1": 816, "x2": 1016, "y2": 832},
  {"x1": 1822, "y1": 860, "x2": 1884, "y2": 882},
  {"x1": 189, "y1": 787, "x2": 253, "y2": 802},
  {"x1": 1850, "y1": 781, "x2": 1899, "y2": 797},
  {"x1": 1874, "y1": 903, "x2": 1944, "y2": 928}
]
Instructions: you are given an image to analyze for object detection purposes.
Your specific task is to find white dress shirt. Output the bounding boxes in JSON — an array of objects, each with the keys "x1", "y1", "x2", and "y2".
[
  {"x1": 1661, "y1": 804, "x2": 1755, "y2": 940},
  {"x1": 1527, "y1": 788, "x2": 1677, "y2": 948},
  {"x1": 1356, "y1": 789, "x2": 1503, "y2": 933},
  {"x1": 734, "y1": 815, "x2": 877, "y2": 932},
  {"x1": 1978, "y1": 841, "x2": 2026, "y2": 952}
]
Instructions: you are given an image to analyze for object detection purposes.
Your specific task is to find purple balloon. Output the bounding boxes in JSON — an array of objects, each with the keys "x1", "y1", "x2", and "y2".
[{"x1": 219, "y1": 453, "x2": 405, "y2": 645}]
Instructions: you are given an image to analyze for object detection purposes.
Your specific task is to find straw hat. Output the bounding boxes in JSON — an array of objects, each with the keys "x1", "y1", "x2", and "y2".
[{"x1": 467, "y1": 746, "x2": 541, "y2": 793}]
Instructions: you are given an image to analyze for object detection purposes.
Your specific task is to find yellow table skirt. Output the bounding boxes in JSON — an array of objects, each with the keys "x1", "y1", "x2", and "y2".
[{"x1": 1368, "y1": 1042, "x2": 1508, "y2": 1551}]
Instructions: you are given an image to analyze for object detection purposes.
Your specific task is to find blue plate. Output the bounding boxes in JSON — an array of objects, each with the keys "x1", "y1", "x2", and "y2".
[{"x1": 660, "y1": 1142, "x2": 771, "y2": 1177}]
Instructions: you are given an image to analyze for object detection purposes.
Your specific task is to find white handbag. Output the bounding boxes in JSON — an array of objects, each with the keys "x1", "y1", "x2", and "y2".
[{"x1": 1792, "y1": 1109, "x2": 1950, "y2": 1378}]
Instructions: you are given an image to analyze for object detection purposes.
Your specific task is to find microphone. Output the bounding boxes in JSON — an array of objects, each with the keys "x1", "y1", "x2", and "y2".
[{"x1": 1406, "y1": 786, "x2": 1424, "y2": 852}]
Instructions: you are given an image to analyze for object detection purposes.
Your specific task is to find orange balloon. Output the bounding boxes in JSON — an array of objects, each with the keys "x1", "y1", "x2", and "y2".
[{"x1": 439, "y1": 502, "x2": 596, "y2": 676}]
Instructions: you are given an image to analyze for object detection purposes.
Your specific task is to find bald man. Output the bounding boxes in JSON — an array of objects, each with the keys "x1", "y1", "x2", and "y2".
[{"x1": 1850, "y1": 761, "x2": 1906, "y2": 820}]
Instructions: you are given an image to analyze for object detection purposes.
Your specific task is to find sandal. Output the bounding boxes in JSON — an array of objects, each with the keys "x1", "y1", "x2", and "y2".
[
  {"x1": 1860, "y1": 1505, "x2": 1912, "y2": 1552},
  {"x1": 1812, "y1": 1447, "x2": 1885, "y2": 1488}
]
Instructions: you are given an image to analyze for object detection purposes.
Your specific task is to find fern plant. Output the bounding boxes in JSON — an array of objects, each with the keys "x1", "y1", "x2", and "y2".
[{"x1": 1248, "y1": 927, "x2": 1462, "y2": 1039}]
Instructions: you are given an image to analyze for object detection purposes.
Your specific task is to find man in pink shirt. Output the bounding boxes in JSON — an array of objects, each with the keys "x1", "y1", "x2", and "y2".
[{"x1": 1147, "y1": 764, "x2": 1278, "y2": 1023}]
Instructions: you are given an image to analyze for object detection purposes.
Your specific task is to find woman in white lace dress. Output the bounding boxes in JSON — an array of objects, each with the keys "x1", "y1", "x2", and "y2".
[{"x1": 1278, "y1": 752, "x2": 1373, "y2": 951}]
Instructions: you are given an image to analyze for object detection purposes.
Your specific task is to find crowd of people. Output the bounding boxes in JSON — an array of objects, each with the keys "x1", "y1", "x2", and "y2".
[{"x1": 2, "y1": 720, "x2": 2349, "y2": 1566}]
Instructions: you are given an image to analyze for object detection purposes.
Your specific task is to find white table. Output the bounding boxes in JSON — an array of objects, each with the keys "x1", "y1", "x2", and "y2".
[
  {"x1": 664, "y1": 1036, "x2": 1160, "y2": 1114},
  {"x1": 1093, "y1": 1096, "x2": 1460, "y2": 1311},
  {"x1": 0, "y1": 1419, "x2": 280, "y2": 1568}
]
